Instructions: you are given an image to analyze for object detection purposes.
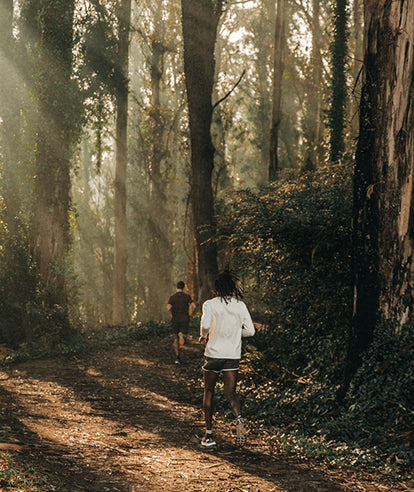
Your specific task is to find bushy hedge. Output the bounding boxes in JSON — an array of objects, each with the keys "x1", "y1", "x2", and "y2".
[
  {"x1": 217, "y1": 164, "x2": 353, "y2": 383},
  {"x1": 328, "y1": 321, "x2": 414, "y2": 467}
]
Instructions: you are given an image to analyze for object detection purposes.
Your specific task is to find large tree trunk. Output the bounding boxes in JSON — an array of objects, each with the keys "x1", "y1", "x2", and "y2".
[
  {"x1": 32, "y1": 0, "x2": 76, "y2": 309},
  {"x1": 340, "y1": 0, "x2": 414, "y2": 397},
  {"x1": 113, "y1": 0, "x2": 132, "y2": 325},
  {"x1": 181, "y1": 0, "x2": 221, "y2": 304},
  {"x1": 269, "y1": 0, "x2": 286, "y2": 181}
]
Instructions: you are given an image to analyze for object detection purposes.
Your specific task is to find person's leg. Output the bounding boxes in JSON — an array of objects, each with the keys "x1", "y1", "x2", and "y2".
[
  {"x1": 223, "y1": 370, "x2": 241, "y2": 417},
  {"x1": 178, "y1": 321, "x2": 188, "y2": 346},
  {"x1": 173, "y1": 334, "x2": 179, "y2": 357},
  {"x1": 223, "y1": 370, "x2": 247, "y2": 444},
  {"x1": 171, "y1": 323, "x2": 180, "y2": 362},
  {"x1": 203, "y1": 370, "x2": 219, "y2": 430}
]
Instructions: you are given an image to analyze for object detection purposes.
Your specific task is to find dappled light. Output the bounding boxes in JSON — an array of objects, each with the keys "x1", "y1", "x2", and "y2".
[
  {"x1": 1, "y1": 0, "x2": 414, "y2": 489},
  {"x1": 1, "y1": 335, "x2": 405, "y2": 491}
]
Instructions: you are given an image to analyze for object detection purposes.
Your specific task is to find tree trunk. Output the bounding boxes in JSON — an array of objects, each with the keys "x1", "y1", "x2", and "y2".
[
  {"x1": 146, "y1": 1, "x2": 174, "y2": 320},
  {"x1": 32, "y1": 0, "x2": 76, "y2": 309},
  {"x1": 303, "y1": 0, "x2": 323, "y2": 171},
  {"x1": 181, "y1": 0, "x2": 221, "y2": 304},
  {"x1": 113, "y1": 0, "x2": 132, "y2": 325},
  {"x1": 328, "y1": 0, "x2": 349, "y2": 163},
  {"x1": 340, "y1": 0, "x2": 414, "y2": 398},
  {"x1": 251, "y1": 0, "x2": 274, "y2": 185},
  {"x1": 350, "y1": 0, "x2": 363, "y2": 139},
  {"x1": 269, "y1": 0, "x2": 286, "y2": 182}
]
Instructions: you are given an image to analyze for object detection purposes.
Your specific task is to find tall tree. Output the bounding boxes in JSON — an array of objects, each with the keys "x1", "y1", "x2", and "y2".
[
  {"x1": 181, "y1": 0, "x2": 222, "y2": 303},
  {"x1": 269, "y1": 0, "x2": 286, "y2": 181},
  {"x1": 32, "y1": 0, "x2": 79, "y2": 310},
  {"x1": 269, "y1": 0, "x2": 286, "y2": 182},
  {"x1": 113, "y1": 0, "x2": 132, "y2": 325},
  {"x1": 340, "y1": 0, "x2": 414, "y2": 397},
  {"x1": 349, "y1": 0, "x2": 363, "y2": 140},
  {"x1": 302, "y1": 0, "x2": 324, "y2": 171},
  {"x1": 327, "y1": 0, "x2": 349, "y2": 163},
  {"x1": 252, "y1": 0, "x2": 274, "y2": 183},
  {"x1": 146, "y1": 0, "x2": 174, "y2": 319}
]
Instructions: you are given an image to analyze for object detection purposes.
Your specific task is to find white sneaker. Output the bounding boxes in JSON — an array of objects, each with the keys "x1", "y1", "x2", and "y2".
[
  {"x1": 235, "y1": 417, "x2": 247, "y2": 445},
  {"x1": 201, "y1": 434, "x2": 216, "y2": 447}
]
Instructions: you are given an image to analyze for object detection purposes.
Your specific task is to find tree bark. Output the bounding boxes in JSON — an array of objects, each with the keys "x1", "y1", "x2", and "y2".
[
  {"x1": 32, "y1": 0, "x2": 76, "y2": 309},
  {"x1": 340, "y1": 0, "x2": 414, "y2": 398},
  {"x1": 350, "y1": 0, "x2": 363, "y2": 139},
  {"x1": 181, "y1": 0, "x2": 221, "y2": 304},
  {"x1": 303, "y1": 0, "x2": 323, "y2": 171},
  {"x1": 269, "y1": 0, "x2": 286, "y2": 182},
  {"x1": 328, "y1": 0, "x2": 349, "y2": 163},
  {"x1": 113, "y1": 0, "x2": 132, "y2": 325}
]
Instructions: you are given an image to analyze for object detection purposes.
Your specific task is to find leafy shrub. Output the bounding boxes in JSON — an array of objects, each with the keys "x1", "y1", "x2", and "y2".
[
  {"x1": 327, "y1": 321, "x2": 414, "y2": 469},
  {"x1": 0, "y1": 225, "x2": 38, "y2": 348},
  {"x1": 0, "y1": 221, "x2": 74, "y2": 350},
  {"x1": 217, "y1": 164, "x2": 353, "y2": 383}
]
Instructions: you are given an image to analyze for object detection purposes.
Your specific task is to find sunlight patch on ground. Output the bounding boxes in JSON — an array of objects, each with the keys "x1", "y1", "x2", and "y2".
[
  {"x1": 1, "y1": 373, "x2": 160, "y2": 451},
  {"x1": 2, "y1": 370, "x2": 282, "y2": 490}
]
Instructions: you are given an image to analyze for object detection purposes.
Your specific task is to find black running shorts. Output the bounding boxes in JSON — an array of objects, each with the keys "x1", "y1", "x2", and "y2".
[
  {"x1": 171, "y1": 321, "x2": 189, "y2": 335},
  {"x1": 202, "y1": 357, "x2": 240, "y2": 373}
]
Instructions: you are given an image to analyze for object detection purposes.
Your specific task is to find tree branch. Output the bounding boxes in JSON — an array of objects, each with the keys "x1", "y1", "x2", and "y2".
[{"x1": 213, "y1": 69, "x2": 246, "y2": 109}]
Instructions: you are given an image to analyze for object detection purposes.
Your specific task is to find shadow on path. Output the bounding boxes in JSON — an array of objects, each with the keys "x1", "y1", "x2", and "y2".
[{"x1": 0, "y1": 335, "x2": 406, "y2": 492}]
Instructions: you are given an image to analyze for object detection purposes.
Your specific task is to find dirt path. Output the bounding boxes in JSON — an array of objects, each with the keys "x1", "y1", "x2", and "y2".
[{"x1": 0, "y1": 334, "x2": 410, "y2": 492}]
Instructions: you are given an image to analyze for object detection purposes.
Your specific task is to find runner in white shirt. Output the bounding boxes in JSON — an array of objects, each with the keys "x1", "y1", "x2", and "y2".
[{"x1": 199, "y1": 270, "x2": 255, "y2": 447}]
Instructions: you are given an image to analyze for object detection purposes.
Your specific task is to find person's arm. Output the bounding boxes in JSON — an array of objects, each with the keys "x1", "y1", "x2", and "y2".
[
  {"x1": 199, "y1": 301, "x2": 211, "y2": 339},
  {"x1": 189, "y1": 301, "x2": 196, "y2": 316},
  {"x1": 241, "y1": 304, "x2": 255, "y2": 337},
  {"x1": 167, "y1": 295, "x2": 173, "y2": 312}
]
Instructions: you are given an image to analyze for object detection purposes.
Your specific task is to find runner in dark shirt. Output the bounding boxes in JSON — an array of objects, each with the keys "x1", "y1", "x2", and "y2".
[{"x1": 167, "y1": 281, "x2": 196, "y2": 364}]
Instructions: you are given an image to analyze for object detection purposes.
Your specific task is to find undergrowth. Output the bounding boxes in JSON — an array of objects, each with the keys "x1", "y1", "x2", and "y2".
[
  {"x1": 0, "y1": 320, "x2": 171, "y2": 366},
  {"x1": 0, "y1": 449, "x2": 56, "y2": 491},
  {"x1": 235, "y1": 322, "x2": 414, "y2": 485},
  {"x1": 213, "y1": 166, "x2": 413, "y2": 486}
]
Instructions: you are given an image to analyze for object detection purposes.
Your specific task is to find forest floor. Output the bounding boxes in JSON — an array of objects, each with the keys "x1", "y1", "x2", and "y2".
[{"x1": 0, "y1": 331, "x2": 411, "y2": 492}]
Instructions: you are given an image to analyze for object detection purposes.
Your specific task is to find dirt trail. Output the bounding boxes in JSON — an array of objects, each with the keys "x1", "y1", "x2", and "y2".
[{"x1": 0, "y1": 333, "x2": 409, "y2": 492}]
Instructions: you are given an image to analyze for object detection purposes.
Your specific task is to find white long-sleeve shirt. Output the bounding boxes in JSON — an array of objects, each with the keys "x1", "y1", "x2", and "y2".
[{"x1": 200, "y1": 296, "x2": 255, "y2": 359}]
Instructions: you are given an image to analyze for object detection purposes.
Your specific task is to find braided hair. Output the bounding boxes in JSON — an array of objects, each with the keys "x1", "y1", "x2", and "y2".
[{"x1": 214, "y1": 270, "x2": 243, "y2": 303}]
